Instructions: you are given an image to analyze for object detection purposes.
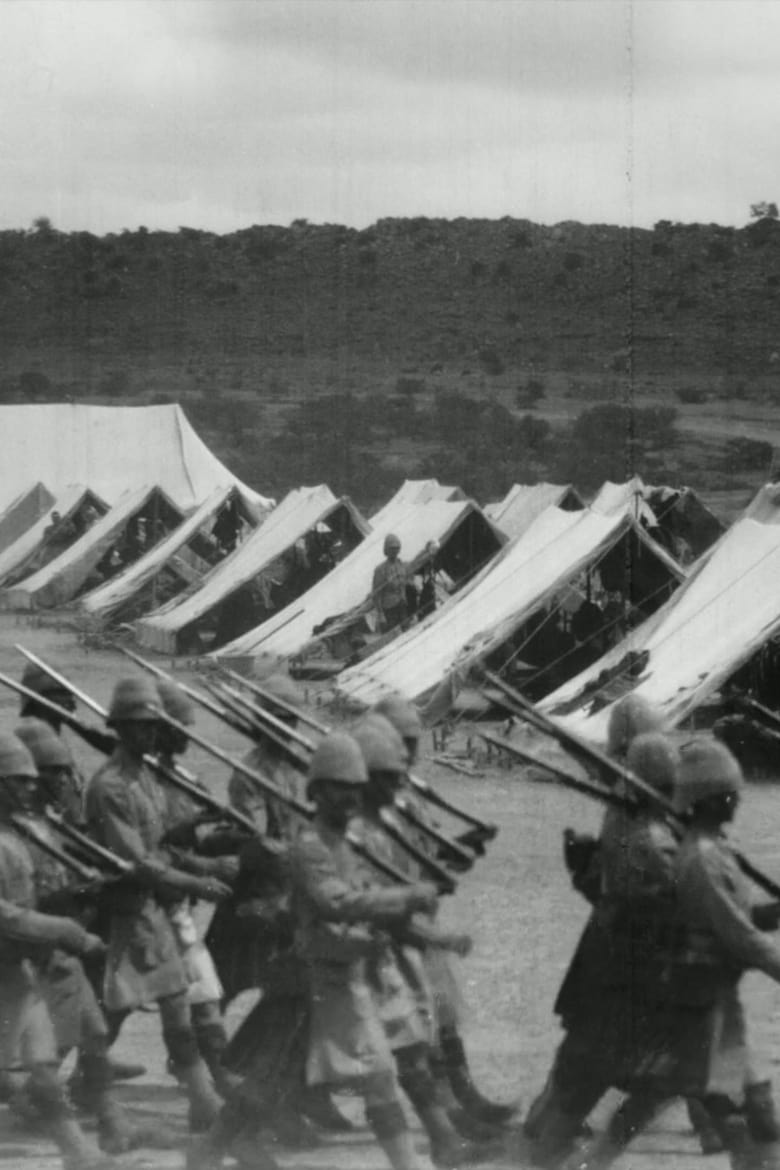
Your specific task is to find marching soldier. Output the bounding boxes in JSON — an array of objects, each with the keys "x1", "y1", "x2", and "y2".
[
  {"x1": 292, "y1": 730, "x2": 438, "y2": 1169},
  {"x1": 0, "y1": 730, "x2": 116, "y2": 1170},
  {"x1": 12, "y1": 717, "x2": 163, "y2": 1155},
  {"x1": 155, "y1": 679, "x2": 237, "y2": 1099},
  {"x1": 374, "y1": 693, "x2": 517, "y2": 1130},
  {"x1": 351, "y1": 714, "x2": 493, "y2": 1168},
  {"x1": 84, "y1": 675, "x2": 231, "y2": 1132}
]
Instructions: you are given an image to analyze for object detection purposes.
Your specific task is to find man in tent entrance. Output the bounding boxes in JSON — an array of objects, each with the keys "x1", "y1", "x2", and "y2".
[
  {"x1": 373, "y1": 534, "x2": 412, "y2": 633},
  {"x1": 84, "y1": 677, "x2": 232, "y2": 1133},
  {"x1": 41, "y1": 510, "x2": 79, "y2": 561}
]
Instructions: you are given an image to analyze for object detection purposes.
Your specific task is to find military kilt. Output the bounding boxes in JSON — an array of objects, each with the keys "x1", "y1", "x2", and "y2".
[
  {"x1": 103, "y1": 897, "x2": 186, "y2": 1012},
  {"x1": 0, "y1": 962, "x2": 58, "y2": 1072}
]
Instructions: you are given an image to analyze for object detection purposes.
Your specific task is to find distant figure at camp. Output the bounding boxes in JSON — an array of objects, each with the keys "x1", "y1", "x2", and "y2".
[
  {"x1": 212, "y1": 499, "x2": 242, "y2": 555},
  {"x1": 372, "y1": 533, "x2": 409, "y2": 632},
  {"x1": 417, "y1": 538, "x2": 452, "y2": 621},
  {"x1": 82, "y1": 503, "x2": 101, "y2": 530},
  {"x1": 42, "y1": 510, "x2": 78, "y2": 558}
]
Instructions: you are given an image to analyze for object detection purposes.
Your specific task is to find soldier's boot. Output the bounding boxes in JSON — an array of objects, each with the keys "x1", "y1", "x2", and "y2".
[
  {"x1": 50, "y1": 1117, "x2": 119, "y2": 1170},
  {"x1": 687, "y1": 1096, "x2": 726, "y2": 1155},
  {"x1": 439, "y1": 1025, "x2": 518, "y2": 1125},
  {"x1": 523, "y1": 1097, "x2": 589, "y2": 1169},
  {"x1": 559, "y1": 1092, "x2": 661, "y2": 1170},
  {"x1": 300, "y1": 1082, "x2": 354, "y2": 1131},
  {"x1": 397, "y1": 1052, "x2": 502, "y2": 1168},
  {"x1": 366, "y1": 1101, "x2": 421, "y2": 1170},
  {"x1": 75, "y1": 1050, "x2": 166, "y2": 1154},
  {"x1": 429, "y1": 1043, "x2": 504, "y2": 1140},
  {"x1": 179, "y1": 1057, "x2": 223, "y2": 1132},
  {"x1": 193, "y1": 1019, "x2": 241, "y2": 1099}
]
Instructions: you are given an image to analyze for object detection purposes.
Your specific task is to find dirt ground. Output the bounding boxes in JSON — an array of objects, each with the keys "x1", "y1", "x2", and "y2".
[{"x1": 2, "y1": 615, "x2": 780, "y2": 1169}]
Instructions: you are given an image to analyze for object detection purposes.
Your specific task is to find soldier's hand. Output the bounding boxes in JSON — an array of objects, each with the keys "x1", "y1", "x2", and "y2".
[
  {"x1": 82, "y1": 932, "x2": 107, "y2": 956},
  {"x1": 406, "y1": 882, "x2": 438, "y2": 914},
  {"x1": 186, "y1": 876, "x2": 232, "y2": 902},
  {"x1": 439, "y1": 932, "x2": 473, "y2": 957}
]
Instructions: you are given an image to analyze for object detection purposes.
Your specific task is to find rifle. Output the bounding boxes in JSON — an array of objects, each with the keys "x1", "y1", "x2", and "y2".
[
  {"x1": 482, "y1": 670, "x2": 780, "y2": 903},
  {"x1": 121, "y1": 651, "x2": 456, "y2": 894},
  {"x1": 479, "y1": 730, "x2": 629, "y2": 809},
  {"x1": 219, "y1": 665, "x2": 498, "y2": 843},
  {"x1": 210, "y1": 678, "x2": 478, "y2": 872},
  {"x1": 11, "y1": 813, "x2": 104, "y2": 885},
  {"x1": 43, "y1": 809, "x2": 134, "y2": 876}
]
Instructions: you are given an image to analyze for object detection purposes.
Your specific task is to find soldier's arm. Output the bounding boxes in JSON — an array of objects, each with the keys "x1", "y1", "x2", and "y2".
[
  {"x1": 683, "y1": 847, "x2": 780, "y2": 982},
  {"x1": 0, "y1": 896, "x2": 92, "y2": 954},
  {"x1": 89, "y1": 783, "x2": 228, "y2": 901},
  {"x1": 292, "y1": 832, "x2": 431, "y2": 925}
]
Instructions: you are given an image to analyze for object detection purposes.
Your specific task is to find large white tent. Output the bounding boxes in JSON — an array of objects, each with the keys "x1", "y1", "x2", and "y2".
[
  {"x1": 216, "y1": 486, "x2": 504, "y2": 664},
  {"x1": 540, "y1": 515, "x2": 780, "y2": 744},
  {"x1": 485, "y1": 482, "x2": 583, "y2": 540},
  {"x1": 0, "y1": 403, "x2": 271, "y2": 513},
  {"x1": 0, "y1": 486, "x2": 107, "y2": 588},
  {"x1": 135, "y1": 485, "x2": 369, "y2": 654},
  {"x1": 1, "y1": 485, "x2": 182, "y2": 611},
  {"x1": 0, "y1": 483, "x2": 55, "y2": 554},
  {"x1": 333, "y1": 503, "x2": 684, "y2": 720},
  {"x1": 78, "y1": 485, "x2": 260, "y2": 624}
]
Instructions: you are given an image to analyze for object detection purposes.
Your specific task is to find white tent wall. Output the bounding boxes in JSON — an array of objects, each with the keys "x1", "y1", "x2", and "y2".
[
  {"x1": 0, "y1": 483, "x2": 55, "y2": 554},
  {"x1": 0, "y1": 404, "x2": 272, "y2": 512},
  {"x1": 368, "y1": 479, "x2": 461, "y2": 528},
  {"x1": 217, "y1": 495, "x2": 503, "y2": 663},
  {"x1": 742, "y1": 483, "x2": 780, "y2": 524},
  {"x1": 0, "y1": 486, "x2": 107, "y2": 588},
  {"x1": 539, "y1": 518, "x2": 780, "y2": 745},
  {"x1": 135, "y1": 486, "x2": 369, "y2": 654},
  {"x1": 333, "y1": 504, "x2": 684, "y2": 717},
  {"x1": 485, "y1": 483, "x2": 583, "y2": 539},
  {"x1": 78, "y1": 484, "x2": 245, "y2": 621},
  {"x1": 1, "y1": 485, "x2": 182, "y2": 611}
]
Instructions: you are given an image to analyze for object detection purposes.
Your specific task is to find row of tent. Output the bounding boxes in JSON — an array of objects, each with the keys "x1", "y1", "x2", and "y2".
[{"x1": 1, "y1": 402, "x2": 770, "y2": 750}]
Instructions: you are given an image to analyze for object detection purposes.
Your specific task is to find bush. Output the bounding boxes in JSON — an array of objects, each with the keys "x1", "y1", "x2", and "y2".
[
  {"x1": 722, "y1": 436, "x2": 773, "y2": 471},
  {"x1": 19, "y1": 370, "x2": 52, "y2": 399}
]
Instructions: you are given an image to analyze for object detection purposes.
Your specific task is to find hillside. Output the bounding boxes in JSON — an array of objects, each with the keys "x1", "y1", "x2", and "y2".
[{"x1": 2, "y1": 215, "x2": 780, "y2": 511}]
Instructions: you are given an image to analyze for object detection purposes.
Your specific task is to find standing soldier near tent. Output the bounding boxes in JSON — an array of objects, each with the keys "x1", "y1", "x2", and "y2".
[
  {"x1": 373, "y1": 693, "x2": 517, "y2": 1132},
  {"x1": 0, "y1": 730, "x2": 118, "y2": 1170},
  {"x1": 83, "y1": 676, "x2": 231, "y2": 1133},
  {"x1": 373, "y1": 534, "x2": 411, "y2": 633}
]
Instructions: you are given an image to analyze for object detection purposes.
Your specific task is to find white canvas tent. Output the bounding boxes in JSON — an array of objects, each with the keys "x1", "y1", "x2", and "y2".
[
  {"x1": 0, "y1": 486, "x2": 107, "y2": 588},
  {"x1": 0, "y1": 403, "x2": 272, "y2": 513},
  {"x1": 540, "y1": 517, "x2": 780, "y2": 745},
  {"x1": 485, "y1": 483, "x2": 583, "y2": 539},
  {"x1": 333, "y1": 504, "x2": 684, "y2": 720},
  {"x1": 135, "y1": 486, "x2": 369, "y2": 654},
  {"x1": 216, "y1": 490, "x2": 504, "y2": 664},
  {"x1": 1, "y1": 485, "x2": 182, "y2": 611},
  {"x1": 0, "y1": 483, "x2": 55, "y2": 554},
  {"x1": 78, "y1": 485, "x2": 259, "y2": 624}
]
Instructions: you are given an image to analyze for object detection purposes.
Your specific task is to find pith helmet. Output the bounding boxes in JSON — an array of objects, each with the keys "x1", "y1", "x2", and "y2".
[
  {"x1": 156, "y1": 680, "x2": 195, "y2": 726},
  {"x1": 21, "y1": 661, "x2": 62, "y2": 696},
  {"x1": 674, "y1": 738, "x2": 743, "y2": 813},
  {"x1": 0, "y1": 732, "x2": 37, "y2": 779},
  {"x1": 606, "y1": 694, "x2": 665, "y2": 758},
  {"x1": 626, "y1": 731, "x2": 677, "y2": 795},
  {"x1": 383, "y1": 533, "x2": 401, "y2": 554},
  {"x1": 15, "y1": 718, "x2": 72, "y2": 768},
  {"x1": 107, "y1": 676, "x2": 159, "y2": 723},
  {"x1": 373, "y1": 694, "x2": 423, "y2": 742},
  {"x1": 353, "y1": 714, "x2": 407, "y2": 775},
  {"x1": 260, "y1": 674, "x2": 302, "y2": 711},
  {"x1": 309, "y1": 732, "x2": 368, "y2": 785}
]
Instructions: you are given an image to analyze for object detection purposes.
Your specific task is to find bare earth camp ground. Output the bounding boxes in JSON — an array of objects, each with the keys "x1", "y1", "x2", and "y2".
[{"x1": 2, "y1": 615, "x2": 780, "y2": 1169}]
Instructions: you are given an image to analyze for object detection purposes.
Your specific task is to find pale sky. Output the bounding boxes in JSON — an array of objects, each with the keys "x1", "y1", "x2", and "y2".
[{"x1": 1, "y1": 0, "x2": 778, "y2": 234}]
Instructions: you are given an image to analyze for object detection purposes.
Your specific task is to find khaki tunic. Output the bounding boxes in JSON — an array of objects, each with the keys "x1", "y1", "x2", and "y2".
[
  {"x1": 228, "y1": 741, "x2": 306, "y2": 841},
  {"x1": 652, "y1": 830, "x2": 780, "y2": 1103},
  {"x1": 290, "y1": 819, "x2": 415, "y2": 1087},
  {"x1": 0, "y1": 827, "x2": 92, "y2": 1071},
  {"x1": 85, "y1": 748, "x2": 186, "y2": 1012}
]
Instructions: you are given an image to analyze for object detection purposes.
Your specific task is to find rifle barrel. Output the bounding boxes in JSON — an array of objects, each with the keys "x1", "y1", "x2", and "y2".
[
  {"x1": 482, "y1": 671, "x2": 780, "y2": 903},
  {"x1": 16, "y1": 646, "x2": 107, "y2": 718},
  {"x1": 11, "y1": 814, "x2": 102, "y2": 884}
]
